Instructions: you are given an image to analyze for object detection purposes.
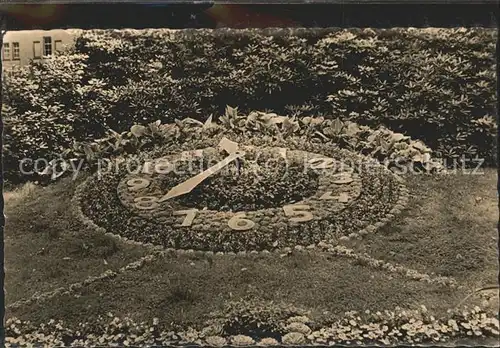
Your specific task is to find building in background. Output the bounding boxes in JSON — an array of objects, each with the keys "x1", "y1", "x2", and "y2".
[{"x1": 2, "y1": 29, "x2": 81, "y2": 69}]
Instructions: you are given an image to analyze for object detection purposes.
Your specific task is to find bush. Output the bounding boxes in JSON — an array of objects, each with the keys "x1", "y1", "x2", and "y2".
[
  {"x1": 3, "y1": 28, "x2": 496, "y2": 183},
  {"x1": 74, "y1": 28, "x2": 497, "y2": 166},
  {"x1": 2, "y1": 53, "x2": 114, "y2": 182}
]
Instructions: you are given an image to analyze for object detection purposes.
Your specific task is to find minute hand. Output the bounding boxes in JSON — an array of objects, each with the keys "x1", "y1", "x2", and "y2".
[{"x1": 158, "y1": 151, "x2": 245, "y2": 202}]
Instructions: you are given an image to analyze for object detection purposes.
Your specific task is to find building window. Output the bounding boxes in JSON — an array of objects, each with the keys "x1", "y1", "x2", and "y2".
[
  {"x1": 12, "y1": 42, "x2": 20, "y2": 60},
  {"x1": 33, "y1": 41, "x2": 41, "y2": 59},
  {"x1": 2, "y1": 43, "x2": 10, "y2": 60},
  {"x1": 43, "y1": 36, "x2": 52, "y2": 57},
  {"x1": 54, "y1": 40, "x2": 63, "y2": 55}
]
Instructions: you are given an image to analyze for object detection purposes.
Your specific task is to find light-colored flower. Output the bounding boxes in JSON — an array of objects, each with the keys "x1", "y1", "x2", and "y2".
[
  {"x1": 287, "y1": 315, "x2": 310, "y2": 324},
  {"x1": 257, "y1": 337, "x2": 279, "y2": 346},
  {"x1": 205, "y1": 335, "x2": 227, "y2": 347},
  {"x1": 282, "y1": 332, "x2": 306, "y2": 345},
  {"x1": 231, "y1": 334, "x2": 255, "y2": 346},
  {"x1": 285, "y1": 322, "x2": 311, "y2": 335}
]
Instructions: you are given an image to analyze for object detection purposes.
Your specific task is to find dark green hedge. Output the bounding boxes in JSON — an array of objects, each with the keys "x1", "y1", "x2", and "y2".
[
  {"x1": 3, "y1": 28, "x2": 497, "y2": 183},
  {"x1": 76, "y1": 28, "x2": 497, "y2": 161}
]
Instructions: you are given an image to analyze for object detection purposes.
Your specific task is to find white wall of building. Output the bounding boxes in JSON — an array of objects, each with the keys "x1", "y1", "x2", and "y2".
[{"x1": 2, "y1": 29, "x2": 82, "y2": 69}]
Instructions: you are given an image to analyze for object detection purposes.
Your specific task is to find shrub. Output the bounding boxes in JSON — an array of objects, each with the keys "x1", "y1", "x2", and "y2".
[
  {"x1": 74, "y1": 28, "x2": 496, "y2": 167},
  {"x1": 3, "y1": 28, "x2": 496, "y2": 184},
  {"x1": 2, "y1": 53, "x2": 114, "y2": 183}
]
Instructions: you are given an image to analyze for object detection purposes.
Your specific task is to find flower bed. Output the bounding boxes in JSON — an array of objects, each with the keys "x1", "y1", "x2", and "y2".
[
  {"x1": 5, "y1": 302, "x2": 498, "y2": 346},
  {"x1": 74, "y1": 119, "x2": 408, "y2": 252}
]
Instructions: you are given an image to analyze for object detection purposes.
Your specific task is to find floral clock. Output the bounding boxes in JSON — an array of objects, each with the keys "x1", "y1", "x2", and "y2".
[
  {"x1": 116, "y1": 137, "x2": 362, "y2": 233},
  {"x1": 76, "y1": 133, "x2": 403, "y2": 252}
]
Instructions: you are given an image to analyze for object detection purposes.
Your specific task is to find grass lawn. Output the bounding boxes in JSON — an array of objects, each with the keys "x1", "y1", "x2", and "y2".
[
  {"x1": 9, "y1": 250, "x2": 466, "y2": 328},
  {"x1": 350, "y1": 168, "x2": 499, "y2": 287},
  {"x1": 4, "y1": 168, "x2": 499, "y2": 334},
  {"x1": 4, "y1": 179, "x2": 150, "y2": 305}
]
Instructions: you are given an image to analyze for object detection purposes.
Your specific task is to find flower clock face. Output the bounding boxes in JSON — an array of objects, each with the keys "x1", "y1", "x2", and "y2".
[
  {"x1": 77, "y1": 134, "x2": 403, "y2": 252},
  {"x1": 116, "y1": 138, "x2": 362, "y2": 235}
]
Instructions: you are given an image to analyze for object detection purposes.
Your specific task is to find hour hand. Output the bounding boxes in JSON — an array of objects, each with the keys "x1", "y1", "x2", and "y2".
[
  {"x1": 218, "y1": 136, "x2": 242, "y2": 174},
  {"x1": 218, "y1": 137, "x2": 240, "y2": 154},
  {"x1": 158, "y1": 150, "x2": 245, "y2": 202}
]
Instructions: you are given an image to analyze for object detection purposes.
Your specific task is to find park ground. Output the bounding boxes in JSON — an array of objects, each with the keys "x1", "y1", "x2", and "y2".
[{"x1": 4, "y1": 168, "x2": 499, "y2": 332}]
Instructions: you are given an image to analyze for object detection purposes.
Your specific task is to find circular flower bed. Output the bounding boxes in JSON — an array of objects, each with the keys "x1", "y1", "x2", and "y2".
[
  {"x1": 122, "y1": 146, "x2": 323, "y2": 212},
  {"x1": 75, "y1": 130, "x2": 405, "y2": 252}
]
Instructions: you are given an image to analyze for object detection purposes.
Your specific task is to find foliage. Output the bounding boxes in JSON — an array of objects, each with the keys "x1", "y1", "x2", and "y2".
[
  {"x1": 2, "y1": 53, "x2": 109, "y2": 182},
  {"x1": 73, "y1": 28, "x2": 496, "y2": 164},
  {"x1": 5, "y1": 305, "x2": 499, "y2": 346},
  {"x1": 30, "y1": 110, "x2": 443, "y2": 184},
  {"x1": 205, "y1": 298, "x2": 309, "y2": 338},
  {"x1": 63, "y1": 120, "x2": 164, "y2": 167},
  {"x1": 2, "y1": 28, "x2": 496, "y2": 184}
]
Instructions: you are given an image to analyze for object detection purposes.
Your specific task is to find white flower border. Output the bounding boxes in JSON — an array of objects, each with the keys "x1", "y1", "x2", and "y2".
[{"x1": 5, "y1": 305, "x2": 499, "y2": 346}]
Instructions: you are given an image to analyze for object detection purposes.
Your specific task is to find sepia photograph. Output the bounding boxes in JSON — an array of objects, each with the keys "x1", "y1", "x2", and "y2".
[{"x1": 0, "y1": 2, "x2": 498, "y2": 347}]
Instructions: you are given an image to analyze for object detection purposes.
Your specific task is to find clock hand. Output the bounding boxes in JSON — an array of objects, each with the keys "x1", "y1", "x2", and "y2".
[
  {"x1": 218, "y1": 136, "x2": 240, "y2": 154},
  {"x1": 158, "y1": 150, "x2": 245, "y2": 202},
  {"x1": 218, "y1": 136, "x2": 242, "y2": 175}
]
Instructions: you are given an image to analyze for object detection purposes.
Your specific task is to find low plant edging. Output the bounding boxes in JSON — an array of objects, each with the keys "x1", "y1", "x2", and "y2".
[
  {"x1": 5, "y1": 301, "x2": 499, "y2": 346},
  {"x1": 6, "y1": 239, "x2": 459, "y2": 317}
]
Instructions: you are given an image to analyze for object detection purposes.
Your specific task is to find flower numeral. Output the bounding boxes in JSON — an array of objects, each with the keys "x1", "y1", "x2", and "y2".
[
  {"x1": 127, "y1": 178, "x2": 150, "y2": 191},
  {"x1": 174, "y1": 209, "x2": 198, "y2": 227},
  {"x1": 134, "y1": 196, "x2": 159, "y2": 210},
  {"x1": 283, "y1": 204, "x2": 314, "y2": 222},
  {"x1": 308, "y1": 157, "x2": 335, "y2": 169},
  {"x1": 332, "y1": 173, "x2": 353, "y2": 184},
  {"x1": 319, "y1": 192, "x2": 349, "y2": 203},
  {"x1": 228, "y1": 213, "x2": 255, "y2": 231},
  {"x1": 142, "y1": 162, "x2": 154, "y2": 174}
]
